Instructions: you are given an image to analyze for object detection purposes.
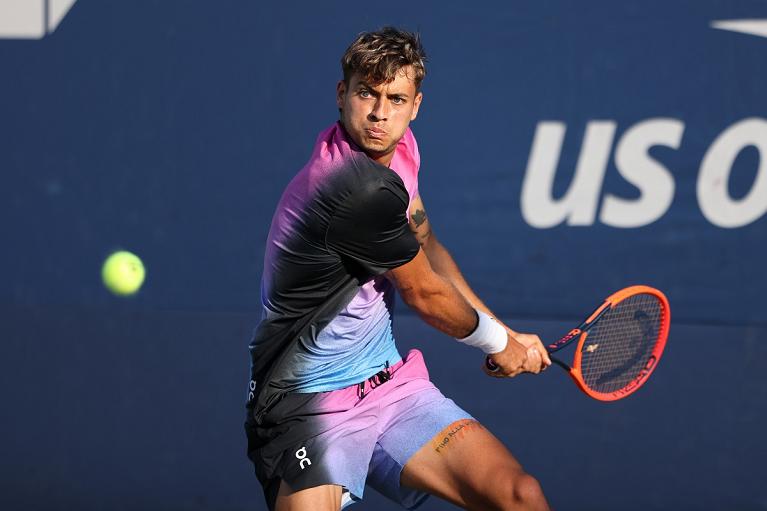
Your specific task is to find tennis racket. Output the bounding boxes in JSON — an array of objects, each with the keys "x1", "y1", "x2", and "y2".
[{"x1": 487, "y1": 285, "x2": 670, "y2": 401}]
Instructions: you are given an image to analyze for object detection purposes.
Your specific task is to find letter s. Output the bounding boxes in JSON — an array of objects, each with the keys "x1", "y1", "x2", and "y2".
[{"x1": 600, "y1": 118, "x2": 683, "y2": 228}]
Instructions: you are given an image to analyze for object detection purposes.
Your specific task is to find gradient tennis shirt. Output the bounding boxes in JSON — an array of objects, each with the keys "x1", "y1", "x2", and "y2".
[{"x1": 247, "y1": 121, "x2": 421, "y2": 421}]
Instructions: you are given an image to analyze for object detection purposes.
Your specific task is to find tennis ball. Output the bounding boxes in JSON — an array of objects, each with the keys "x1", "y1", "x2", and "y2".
[{"x1": 102, "y1": 250, "x2": 145, "y2": 296}]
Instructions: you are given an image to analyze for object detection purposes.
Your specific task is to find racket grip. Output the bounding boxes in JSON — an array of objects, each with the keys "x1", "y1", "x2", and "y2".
[{"x1": 485, "y1": 356, "x2": 500, "y2": 372}]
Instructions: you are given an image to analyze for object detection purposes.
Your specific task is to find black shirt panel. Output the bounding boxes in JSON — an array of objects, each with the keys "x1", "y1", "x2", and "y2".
[
  {"x1": 326, "y1": 168, "x2": 420, "y2": 280},
  {"x1": 248, "y1": 150, "x2": 419, "y2": 421}
]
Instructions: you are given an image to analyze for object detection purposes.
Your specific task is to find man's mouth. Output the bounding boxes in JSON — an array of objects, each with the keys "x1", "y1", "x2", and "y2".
[{"x1": 365, "y1": 127, "x2": 386, "y2": 139}]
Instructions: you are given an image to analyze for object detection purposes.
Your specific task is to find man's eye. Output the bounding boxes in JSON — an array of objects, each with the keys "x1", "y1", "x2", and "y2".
[
  {"x1": 391, "y1": 97, "x2": 405, "y2": 105},
  {"x1": 359, "y1": 90, "x2": 371, "y2": 98}
]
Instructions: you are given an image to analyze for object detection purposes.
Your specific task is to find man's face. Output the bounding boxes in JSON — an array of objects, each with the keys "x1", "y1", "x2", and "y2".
[{"x1": 336, "y1": 66, "x2": 423, "y2": 166}]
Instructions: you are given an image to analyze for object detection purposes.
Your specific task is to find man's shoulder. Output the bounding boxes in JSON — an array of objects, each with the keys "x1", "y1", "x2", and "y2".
[
  {"x1": 294, "y1": 121, "x2": 411, "y2": 206},
  {"x1": 349, "y1": 158, "x2": 411, "y2": 208},
  {"x1": 321, "y1": 150, "x2": 406, "y2": 196}
]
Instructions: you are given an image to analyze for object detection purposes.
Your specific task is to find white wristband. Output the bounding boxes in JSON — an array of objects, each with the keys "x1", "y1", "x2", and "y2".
[{"x1": 456, "y1": 310, "x2": 508, "y2": 354}]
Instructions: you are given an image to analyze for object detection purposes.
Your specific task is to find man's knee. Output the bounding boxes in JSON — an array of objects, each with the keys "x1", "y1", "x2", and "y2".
[
  {"x1": 512, "y1": 473, "x2": 547, "y2": 507},
  {"x1": 496, "y1": 471, "x2": 549, "y2": 511}
]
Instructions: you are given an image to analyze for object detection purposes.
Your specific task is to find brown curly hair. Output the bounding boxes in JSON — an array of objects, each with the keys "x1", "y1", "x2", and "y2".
[{"x1": 341, "y1": 27, "x2": 427, "y2": 90}]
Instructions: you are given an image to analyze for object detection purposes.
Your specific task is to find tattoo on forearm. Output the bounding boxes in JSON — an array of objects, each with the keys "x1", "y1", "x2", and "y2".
[
  {"x1": 432, "y1": 419, "x2": 484, "y2": 454},
  {"x1": 411, "y1": 209, "x2": 427, "y2": 227}
]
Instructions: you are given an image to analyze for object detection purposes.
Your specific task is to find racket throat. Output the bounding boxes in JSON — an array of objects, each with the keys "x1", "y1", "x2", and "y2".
[{"x1": 551, "y1": 355, "x2": 570, "y2": 371}]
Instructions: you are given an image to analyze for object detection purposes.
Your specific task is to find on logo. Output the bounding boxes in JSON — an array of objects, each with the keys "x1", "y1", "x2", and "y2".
[
  {"x1": 295, "y1": 446, "x2": 312, "y2": 470},
  {"x1": 0, "y1": 0, "x2": 77, "y2": 39}
]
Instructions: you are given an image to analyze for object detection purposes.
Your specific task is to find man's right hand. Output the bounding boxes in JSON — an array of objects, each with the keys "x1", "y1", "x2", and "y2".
[{"x1": 482, "y1": 332, "x2": 551, "y2": 378}]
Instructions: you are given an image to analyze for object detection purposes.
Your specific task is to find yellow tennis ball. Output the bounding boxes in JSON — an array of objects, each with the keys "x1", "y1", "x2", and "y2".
[{"x1": 102, "y1": 250, "x2": 145, "y2": 296}]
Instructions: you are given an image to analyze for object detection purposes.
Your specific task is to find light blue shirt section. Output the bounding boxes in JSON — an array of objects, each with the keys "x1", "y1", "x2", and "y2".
[{"x1": 291, "y1": 281, "x2": 402, "y2": 393}]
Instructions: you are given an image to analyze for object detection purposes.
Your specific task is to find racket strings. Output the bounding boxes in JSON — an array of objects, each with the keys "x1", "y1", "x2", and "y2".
[{"x1": 579, "y1": 294, "x2": 664, "y2": 394}]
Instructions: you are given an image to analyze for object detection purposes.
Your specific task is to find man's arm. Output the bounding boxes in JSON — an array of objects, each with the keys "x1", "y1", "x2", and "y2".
[
  {"x1": 406, "y1": 194, "x2": 551, "y2": 373},
  {"x1": 386, "y1": 248, "x2": 477, "y2": 338},
  {"x1": 408, "y1": 195, "x2": 496, "y2": 318},
  {"x1": 385, "y1": 248, "x2": 538, "y2": 377}
]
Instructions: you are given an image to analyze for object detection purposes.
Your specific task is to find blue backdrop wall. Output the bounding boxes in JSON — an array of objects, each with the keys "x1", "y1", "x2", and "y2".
[{"x1": 1, "y1": 1, "x2": 765, "y2": 510}]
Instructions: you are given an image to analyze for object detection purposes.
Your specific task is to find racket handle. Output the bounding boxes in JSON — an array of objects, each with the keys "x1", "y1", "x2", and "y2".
[
  {"x1": 486, "y1": 354, "x2": 557, "y2": 373},
  {"x1": 485, "y1": 356, "x2": 500, "y2": 372}
]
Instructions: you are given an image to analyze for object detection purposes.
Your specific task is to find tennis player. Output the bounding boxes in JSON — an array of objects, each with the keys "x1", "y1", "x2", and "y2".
[{"x1": 245, "y1": 27, "x2": 552, "y2": 511}]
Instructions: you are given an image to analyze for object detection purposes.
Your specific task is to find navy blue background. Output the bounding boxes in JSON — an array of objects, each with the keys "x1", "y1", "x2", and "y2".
[{"x1": 1, "y1": 1, "x2": 765, "y2": 509}]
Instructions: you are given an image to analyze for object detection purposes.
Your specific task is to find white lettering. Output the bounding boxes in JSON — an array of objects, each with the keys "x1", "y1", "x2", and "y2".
[
  {"x1": 600, "y1": 118, "x2": 683, "y2": 228},
  {"x1": 0, "y1": 0, "x2": 78, "y2": 39},
  {"x1": 295, "y1": 447, "x2": 311, "y2": 469},
  {"x1": 521, "y1": 118, "x2": 767, "y2": 229},
  {"x1": 521, "y1": 121, "x2": 615, "y2": 228},
  {"x1": 698, "y1": 118, "x2": 767, "y2": 228}
]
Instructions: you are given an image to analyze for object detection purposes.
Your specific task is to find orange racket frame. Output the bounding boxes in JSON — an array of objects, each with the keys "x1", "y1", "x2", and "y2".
[
  {"x1": 486, "y1": 285, "x2": 670, "y2": 401},
  {"x1": 556, "y1": 285, "x2": 670, "y2": 401}
]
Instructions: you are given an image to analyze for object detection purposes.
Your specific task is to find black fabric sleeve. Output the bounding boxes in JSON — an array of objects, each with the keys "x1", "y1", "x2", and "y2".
[{"x1": 326, "y1": 176, "x2": 420, "y2": 278}]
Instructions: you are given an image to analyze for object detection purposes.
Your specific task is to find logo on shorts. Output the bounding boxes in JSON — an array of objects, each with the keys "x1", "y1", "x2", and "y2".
[{"x1": 295, "y1": 446, "x2": 311, "y2": 470}]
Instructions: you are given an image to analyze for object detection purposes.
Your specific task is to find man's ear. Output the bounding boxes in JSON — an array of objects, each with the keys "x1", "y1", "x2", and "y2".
[
  {"x1": 336, "y1": 80, "x2": 347, "y2": 110},
  {"x1": 410, "y1": 91, "x2": 423, "y2": 121}
]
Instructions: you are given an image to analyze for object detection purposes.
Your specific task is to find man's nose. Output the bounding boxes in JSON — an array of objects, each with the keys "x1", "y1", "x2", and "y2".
[{"x1": 369, "y1": 99, "x2": 389, "y2": 121}]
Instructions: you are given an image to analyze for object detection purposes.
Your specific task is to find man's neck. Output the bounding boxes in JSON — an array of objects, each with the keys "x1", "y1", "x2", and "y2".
[{"x1": 371, "y1": 151, "x2": 394, "y2": 167}]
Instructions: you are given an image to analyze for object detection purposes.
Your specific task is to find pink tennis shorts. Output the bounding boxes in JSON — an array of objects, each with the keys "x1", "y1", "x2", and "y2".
[{"x1": 245, "y1": 349, "x2": 474, "y2": 509}]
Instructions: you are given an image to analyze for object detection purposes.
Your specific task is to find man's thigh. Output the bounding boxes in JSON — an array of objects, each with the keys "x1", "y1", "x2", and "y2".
[
  {"x1": 274, "y1": 481, "x2": 343, "y2": 511},
  {"x1": 365, "y1": 350, "x2": 475, "y2": 509},
  {"x1": 400, "y1": 419, "x2": 548, "y2": 510}
]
